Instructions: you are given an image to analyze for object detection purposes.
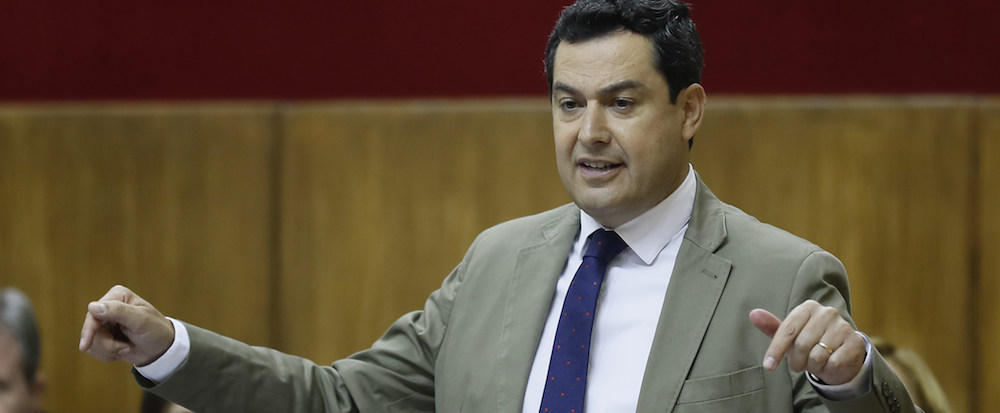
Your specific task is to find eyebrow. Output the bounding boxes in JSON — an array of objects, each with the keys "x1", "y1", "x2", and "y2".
[
  {"x1": 552, "y1": 80, "x2": 648, "y2": 97},
  {"x1": 552, "y1": 82, "x2": 581, "y2": 97},
  {"x1": 600, "y1": 80, "x2": 646, "y2": 95}
]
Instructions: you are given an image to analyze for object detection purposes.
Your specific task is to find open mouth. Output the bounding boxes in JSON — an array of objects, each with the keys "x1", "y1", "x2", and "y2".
[{"x1": 580, "y1": 161, "x2": 623, "y2": 171}]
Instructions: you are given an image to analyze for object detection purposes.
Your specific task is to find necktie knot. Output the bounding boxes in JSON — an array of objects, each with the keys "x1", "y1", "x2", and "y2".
[{"x1": 583, "y1": 230, "x2": 628, "y2": 263}]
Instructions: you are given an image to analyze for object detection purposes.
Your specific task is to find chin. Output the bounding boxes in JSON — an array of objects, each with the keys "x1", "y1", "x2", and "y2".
[{"x1": 574, "y1": 199, "x2": 625, "y2": 226}]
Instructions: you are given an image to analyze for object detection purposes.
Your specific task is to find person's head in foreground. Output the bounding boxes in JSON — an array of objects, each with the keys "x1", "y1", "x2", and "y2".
[{"x1": 0, "y1": 288, "x2": 44, "y2": 413}]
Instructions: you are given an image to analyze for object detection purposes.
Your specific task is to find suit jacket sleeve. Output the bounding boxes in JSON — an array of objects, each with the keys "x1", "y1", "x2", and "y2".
[
  {"x1": 137, "y1": 256, "x2": 472, "y2": 412},
  {"x1": 789, "y1": 251, "x2": 920, "y2": 413}
]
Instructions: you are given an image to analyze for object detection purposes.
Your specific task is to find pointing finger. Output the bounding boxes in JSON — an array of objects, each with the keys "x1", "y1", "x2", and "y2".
[
  {"x1": 749, "y1": 308, "x2": 781, "y2": 338},
  {"x1": 760, "y1": 300, "x2": 820, "y2": 371},
  {"x1": 81, "y1": 316, "x2": 130, "y2": 362},
  {"x1": 79, "y1": 310, "x2": 101, "y2": 352}
]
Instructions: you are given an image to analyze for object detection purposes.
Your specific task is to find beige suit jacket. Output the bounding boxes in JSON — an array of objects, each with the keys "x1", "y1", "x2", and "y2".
[{"x1": 144, "y1": 177, "x2": 919, "y2": 413}]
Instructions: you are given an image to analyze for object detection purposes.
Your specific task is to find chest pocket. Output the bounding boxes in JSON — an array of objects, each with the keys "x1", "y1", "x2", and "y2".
[{"x1": 676, "y1": 365, "x2": 765, "y2": 405}]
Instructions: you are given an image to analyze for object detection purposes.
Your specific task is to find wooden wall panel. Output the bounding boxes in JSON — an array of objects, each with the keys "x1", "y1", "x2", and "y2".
[
  {"x1": 976, "y1": 98, "x2": 1000, "y2": 413},
  {"x1": 0, "y1": 97, "x2": 990, "y2": 412},
  {"x1": 277, "y1": 97, "x2": 980, "y2": 411},
  {"x1": 275, "y1": 100, "x2": 570, "y2": 362},
  {"x1": 692, "y1": 97, "x2": 976, "y2": 413},
  {"x1": 0, "y1": 104, "x2": 277, "y2": 413}
]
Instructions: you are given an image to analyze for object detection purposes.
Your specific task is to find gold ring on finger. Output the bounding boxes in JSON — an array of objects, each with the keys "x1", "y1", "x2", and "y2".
[{"x1": 816, "y1": 342, "x2": 834, "y2": 354}]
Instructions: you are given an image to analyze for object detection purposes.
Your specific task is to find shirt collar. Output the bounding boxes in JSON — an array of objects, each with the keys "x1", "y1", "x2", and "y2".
[{"x1": 580, "y1": 165, "x2": 697, "y2": 265}]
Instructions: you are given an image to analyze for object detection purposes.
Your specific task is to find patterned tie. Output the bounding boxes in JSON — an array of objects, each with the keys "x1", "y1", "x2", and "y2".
[{"x1": 539, "y1": 229, "x2": 628, "y2": 413}]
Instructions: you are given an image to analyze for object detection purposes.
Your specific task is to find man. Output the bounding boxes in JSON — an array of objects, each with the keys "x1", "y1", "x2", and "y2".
[
  {"x1": 80, "y1": 0, "x2": 920, "y2": 412},
  {"x1": 0, "y1": 288, "x2": 45, "y2": 413}
]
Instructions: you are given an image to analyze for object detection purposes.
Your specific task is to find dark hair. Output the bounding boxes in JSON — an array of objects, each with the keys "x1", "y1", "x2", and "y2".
[
  {"x1": 0, "y1": 288, "x2": 40, "y2": 383},
  {"x1": 544, "y1": 0, "x2": 703, "y2": 104}
]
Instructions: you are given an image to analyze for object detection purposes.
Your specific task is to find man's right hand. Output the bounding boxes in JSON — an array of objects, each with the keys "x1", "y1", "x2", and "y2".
[{"x1": 79, "y1": 285, "x2": 175, "y2": 366}]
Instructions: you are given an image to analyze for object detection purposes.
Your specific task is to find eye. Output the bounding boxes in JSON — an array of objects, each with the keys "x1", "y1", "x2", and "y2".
[
  {"x1": 560, "y1": 99, "x2": 581, "y2": 111},
  {"x1": 612, "y1": 98, "x2": 633, "y2": 111}
]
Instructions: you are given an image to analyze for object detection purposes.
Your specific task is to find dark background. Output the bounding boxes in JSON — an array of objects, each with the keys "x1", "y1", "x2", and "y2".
[{"x1": 2, "y1": 0, "x2": 998, "y2": 101}]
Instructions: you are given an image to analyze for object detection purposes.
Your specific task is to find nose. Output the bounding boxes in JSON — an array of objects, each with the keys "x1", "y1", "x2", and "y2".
[{"x1": 578, "y1": 106, "x2": 611, "y2": 145}]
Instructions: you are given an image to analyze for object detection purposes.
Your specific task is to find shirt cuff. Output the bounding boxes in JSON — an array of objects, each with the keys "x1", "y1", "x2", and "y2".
[
  {"x1": 134, "y1": 317, "x2": 190, "y2": 384},
  {"x1": 808, "y1": 331, "x2": 873, "y2": 400}
]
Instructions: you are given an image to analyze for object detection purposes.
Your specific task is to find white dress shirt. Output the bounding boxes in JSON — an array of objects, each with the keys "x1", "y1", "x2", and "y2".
[{"x1": 520, "y1": 166, "x2": 696, "y2": 413}]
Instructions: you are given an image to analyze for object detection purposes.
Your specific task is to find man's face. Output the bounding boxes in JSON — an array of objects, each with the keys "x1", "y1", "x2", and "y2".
[
  {"x1": 0, "y1": 331, "x2": 41, "y2": 413},
  {"x1": 551, "y1": 30, "x2": 701, "y2": 228}
]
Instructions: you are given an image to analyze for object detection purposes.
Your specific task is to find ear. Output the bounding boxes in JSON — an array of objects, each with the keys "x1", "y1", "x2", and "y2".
[
  {"x1": 678, "y1": 83, "x2": 706, "y2": 142},
  {"x1": 29, "y1": 372, "x2": 46, "y2": 411}
]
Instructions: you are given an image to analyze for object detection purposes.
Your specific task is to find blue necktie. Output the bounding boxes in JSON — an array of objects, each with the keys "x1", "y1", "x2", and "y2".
[{"x1": 539, "y1": 229, "x2": 628, "y2": 413}]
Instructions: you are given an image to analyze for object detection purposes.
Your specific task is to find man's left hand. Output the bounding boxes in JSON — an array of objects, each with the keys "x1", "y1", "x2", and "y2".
[{"x1": 749, "y1": 300, "x2": 866, "y2": 385}]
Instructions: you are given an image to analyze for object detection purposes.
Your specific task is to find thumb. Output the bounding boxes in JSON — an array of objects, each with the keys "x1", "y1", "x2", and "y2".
[
  {"x1": 88, "y1": 301, "x2": 120, "y2": 322},
  {"x1": 749, "y1": 308, "x2": 782, "y2": 338},
  {"x1": 88, "y1": 300, "x2": 143, "y2": 334}
]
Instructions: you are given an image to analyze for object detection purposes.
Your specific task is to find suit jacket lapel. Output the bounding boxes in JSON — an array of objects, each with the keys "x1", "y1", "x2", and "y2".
[
  {"x1": 496, "y1": 205, "x2": 581, "y2": 413},
  {"x1": 636, "y1": 175, "x2": 734, "y2": 412}
]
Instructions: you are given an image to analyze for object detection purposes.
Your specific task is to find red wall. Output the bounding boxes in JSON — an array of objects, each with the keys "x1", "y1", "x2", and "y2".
[{"x1": 1, "y1": 0, "x2": 997, "y2": 101}]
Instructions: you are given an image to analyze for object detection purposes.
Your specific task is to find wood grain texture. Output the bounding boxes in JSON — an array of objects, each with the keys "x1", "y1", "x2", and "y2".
[
  {"x1": 275, "y1": 100, "x2": 569, "y2": 361},
  {"x1": 0, "y1": 104, "x2": 277, "y2": 412},
  {"x1": 692, "y1": 96, "x2": 976, "y2": 413},
  {"x1": 0, "y1": 97, "x2": 990, "y2": 412},
  {"x1": 975, "y1": 98, "x2": 999, "y2": 413}
]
